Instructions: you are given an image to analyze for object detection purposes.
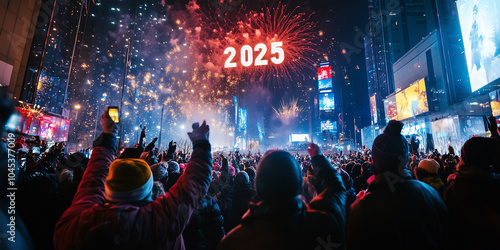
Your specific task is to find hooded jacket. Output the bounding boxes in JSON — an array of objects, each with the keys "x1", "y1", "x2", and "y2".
[
  {"x1": 53, "y1": 133, "x2": 212, "y2": 249},
  {"x1": 217, "y1": 155, "x2": 346, "y2": 250}
]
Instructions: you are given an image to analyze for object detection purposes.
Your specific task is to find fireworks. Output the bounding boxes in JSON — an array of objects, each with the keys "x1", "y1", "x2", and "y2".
[
  {"x1": 68, "y1": 0, "x2": 319, "y2": 149},
  {"x1": 273, "y1": 98, "x2": 303, "y2": 125},
  {"x1": 190, "y1": 2, "x2": 318, "y2": 82}
]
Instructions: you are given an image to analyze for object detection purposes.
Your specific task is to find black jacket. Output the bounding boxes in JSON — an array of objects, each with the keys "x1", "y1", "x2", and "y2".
[
  {"x1": 444, "y1": 167, "x2": 500, "y2": 250},
  {"x1": 347, "y1": 174, "x2": 448, "y2": 249},
  {"x1": 183, "y1": 195, "x2": 225, "y2": 250},
  {"x1": 218, "y1": 155, "x2": 346, "y2": 250}
]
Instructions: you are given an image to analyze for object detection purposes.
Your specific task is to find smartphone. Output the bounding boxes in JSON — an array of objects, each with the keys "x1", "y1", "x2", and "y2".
[{"x1": 108, "y1": 106, "x2": 119, "y2": 124}]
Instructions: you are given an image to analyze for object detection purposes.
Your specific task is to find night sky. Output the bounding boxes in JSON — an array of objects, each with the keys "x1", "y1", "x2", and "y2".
[{"x1": 65, "y1": 0, "x2": 371, "y2": 150}]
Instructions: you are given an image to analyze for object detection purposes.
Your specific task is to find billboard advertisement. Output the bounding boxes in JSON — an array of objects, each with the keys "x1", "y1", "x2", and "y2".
[
  {"x1": 384, "y1": 95, "x2": 398, "y2": 121},
  {"x1": 431, "y1": 117, "x2": 461, "y2": 154},
  {"x1": 490, "y1": 89, "x2": 500, "y2": 117},
  {"x1": 318, "y1": 66, "x2": 333, "y2": 92},
  {"x1": 6, "y1": 108, "x2": 70, "y2": 142},
  {"x1": 39, "y1": 115, "x2": 71, "y2": 142},
  {"x1": 395, "y1": 78, "x2": 429, "y2": 120},
  {"x1": 319, "y1": 92, "x2": 335, "y2": 111},
  {"x1": 318, "y1": 66, "x2": 332, "y2": 80},
  {"x1": 290, "y1": 134, "x2": 310, "y2": 142},
  {"x1": 321, "y1": 120, "x2": 337, "y2": 133},
  {"x1": 457, "y1": 0, "x2": 500, "y2": 92},
  {"x1": 370, "y1": 95, "x2": 377, "y2": 124},
  {"x1": 318, "y1": 78, "x2": 333, "y2": 92},
  {"x1": 459, "y1": 115, "x2": 487, "y2": 140}
]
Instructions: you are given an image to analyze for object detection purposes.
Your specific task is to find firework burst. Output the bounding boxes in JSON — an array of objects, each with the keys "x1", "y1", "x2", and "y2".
[
  {"x1": 273, "y1": 98, "x2": 304, "y2": 125},
  {"x1": 187, "y1": 1, "x2": 319, "y2": 84},
  {"x1": 68, "y1": 0, "x2": 319, "y2": 150}
]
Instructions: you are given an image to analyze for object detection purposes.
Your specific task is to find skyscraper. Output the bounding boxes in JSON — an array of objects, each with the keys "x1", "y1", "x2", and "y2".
[
  {"x1": 364, "y1": 0, "x2": 437, "y2": 125},
  {"x1": 20, "y1": 0, "x2": 88, "y2": 114}
]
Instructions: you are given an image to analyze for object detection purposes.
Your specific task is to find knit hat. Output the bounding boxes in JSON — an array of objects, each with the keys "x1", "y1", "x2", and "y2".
[
  {"x1": 167, "y1": 161, "x2": 180, "y2": 173},
  {"x1": 371, "y1": 120, "x2": 410, "y2": 175},
  {"x1": 105, "y1": 159, "x2": 153, "y2": 203},
  {"x1": 235, "y1": 171, "x2": 250, "y2": 185},
  {"x1": 150, "y1": 162, "x2": 168, "y2": 181},
  {"x1": 418, "y1": 159, "x2": 440, "y2": 174},
  {"x1": 244, "y1": 167, "x2": 256, "y2": 181},
  {"x1": 459, "y1": 137, "x2": 496, "y2": 169},
  {"x1": 256, "y1": 150, "x2": 302, "y2": 202}
]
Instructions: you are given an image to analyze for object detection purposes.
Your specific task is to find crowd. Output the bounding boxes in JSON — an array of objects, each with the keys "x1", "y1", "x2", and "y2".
[{"x1": 1, "y1": 92, "x2": 500, "y2": 249}]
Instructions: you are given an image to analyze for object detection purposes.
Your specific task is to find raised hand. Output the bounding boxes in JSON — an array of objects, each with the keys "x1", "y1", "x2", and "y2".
[
  {"x1": 188, "y1": 121, "x2": 209, "y2": 144},
  {"x1": 307, "y1": 143, "x2": 322, "y2": 158}
]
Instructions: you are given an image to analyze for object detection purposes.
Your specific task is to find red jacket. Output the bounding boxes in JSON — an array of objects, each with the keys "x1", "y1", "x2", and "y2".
[{"x1": 54, "y1": 134, "x2": 212, "y2": 249}]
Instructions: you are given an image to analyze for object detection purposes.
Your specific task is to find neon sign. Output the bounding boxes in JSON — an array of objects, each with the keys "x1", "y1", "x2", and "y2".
[{"x1": 224, "y1": 42, "x2": 284, "y2": 68}]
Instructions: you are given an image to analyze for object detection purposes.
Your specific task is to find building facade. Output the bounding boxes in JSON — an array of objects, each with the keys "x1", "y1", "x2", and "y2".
[{"x1": 362, "y1": 0, "x2": 500, "y2": 154}]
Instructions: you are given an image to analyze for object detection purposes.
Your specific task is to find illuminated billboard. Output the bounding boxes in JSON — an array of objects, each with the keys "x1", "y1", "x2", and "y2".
[
  {"x1": 39, "y1": 115, "x2": 71, "y2": 142},
  {"x1": 321, "y1": 120, "x2": 337, "y2": 133},
  {"x1": 318, "y1": 66, "x2": 332, "y2": 80},
  {"x1": 8, "y1": 107, "x2": 71, "y2": 142},
  {"x1": 238, "y1": 108, "x2": 247, "y2": 132},
  {"x1": 384, "y1": 95, "x2": 397, "y2": 121},
  {"x1": 318, "y1": 66, "x2": 333, "y2": 92},
  {"x1": 290, "y1": 134, "x2": 310, "y2": 142},
  {"x1": 319, "y1": 92, "x2": 335, "y2": 111},
  {"x1": 457, "y1": 0, "x2": 500, "y2": 92},
  {"x1": 370, "y1": 95, "x2": 377, "y2": 124},
  {"x1": 318, "y1": 78, "x2": 333, "y2": 92},
  {"x1": 395, "y1": 78, "x2": 429, "y2": 120},
  {"x1": 490, "y1": 89, "x2": 500, "y2": 117}
]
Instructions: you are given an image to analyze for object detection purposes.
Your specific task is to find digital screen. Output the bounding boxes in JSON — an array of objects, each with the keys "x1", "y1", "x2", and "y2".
[
  {"x1": 238, "y1": 108, "x2": 247, "y2": 132},
  {"x1": 459, "y1": 115, "x2": 486, "y2": 139},
  {"x1": 257, "y1": 122, "x2": 264, "y2": 142},
  {"x1": 319, "y1": 92, "x2": 335, "y2": 111},
  {"x1": 108, "y1": 108, "x2": 119, "y2": 123},
  {"x1": 457, "y1": 0, "x2": 500, "y2": 92},
  {"x1": 321, "y1": 120, "x2": 337, "y2": 133},
  {"x1": 490, "y1": 89, "x2": 500, "y2": 117},
  {"x1": 318, "y1": 66, "x2": 333, "y2": 92},
  {"x1": 12, "y1": 109, "x2": 70, "y2": 142},
  {"x1": 395, "y1": 78, "x2": 429, "y2": 120},
  {"x1": 318, "y1": 78, "x2": 333, "y2": 93},
  {"x1": 384, "y1": 95, "x2": 397, "y2": 121},
  {"x1": 431, "y1": 117, "x2": 461, "y2": 154},
  {"x1": 317, "y1": 66, "x2": 332, "y2": 80},
  {"x1": 370, "y1": 95, "x2": 377, "y2": 124},
  {"x1": 290, "y1": 134, "x2": 310, "y2": 142}
]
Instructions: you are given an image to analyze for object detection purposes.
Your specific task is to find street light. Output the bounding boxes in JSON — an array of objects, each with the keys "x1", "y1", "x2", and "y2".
[{"x1": 74, "y1": 104, "x2": 81, "y2": 121}]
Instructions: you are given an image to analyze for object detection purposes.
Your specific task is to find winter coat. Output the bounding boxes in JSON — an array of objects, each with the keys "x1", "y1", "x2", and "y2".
[
  {"x1": 421, "y1": 176, "x2": 445, "y2": 196},
  {"x1": 444, "y1": 167, "x2": 500, "y2": 250},
  {"x1": 53, "y1": 134, "x2": 212, "y2": 250},
  {"x1": 217, "y1": 155, "x2": 346, "y2": 250},
  {"x1": 183, "y1": 195, "x2": 225, "y2": 250},
  {"x1": 347, "y1": 174, "x2": 448, "y2": 249}
]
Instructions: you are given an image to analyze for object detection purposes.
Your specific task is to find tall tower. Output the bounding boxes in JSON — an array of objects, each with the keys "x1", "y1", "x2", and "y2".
[{"x1": 364, "y1": 0, "x2": 437, "y2": 125}]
